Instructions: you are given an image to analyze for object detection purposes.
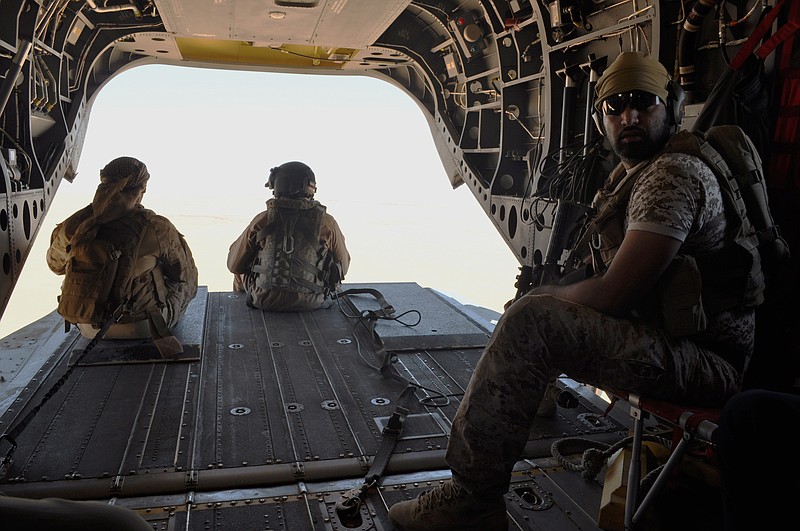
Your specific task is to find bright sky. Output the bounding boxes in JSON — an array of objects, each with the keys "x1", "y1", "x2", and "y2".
[{"x1": 0, "y1": 64, "x2": 519, "y2": 338}]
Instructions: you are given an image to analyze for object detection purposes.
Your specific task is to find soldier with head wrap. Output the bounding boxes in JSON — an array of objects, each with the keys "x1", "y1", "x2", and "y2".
[
  {"x1": 227, "y1": 161, "x2": 350, "y2": 311},
  {"x1": 47, "y1": 157, "x2": 198, "y2": 357},
  {"x1": 389, "y1": 52, "x2": 762, "y2": 530}
]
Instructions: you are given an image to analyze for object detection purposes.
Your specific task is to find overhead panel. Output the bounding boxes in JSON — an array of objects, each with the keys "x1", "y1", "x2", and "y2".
[
  {"x1": 157, "y1": 0, "x2": 410, "y2": 49},
  {"x1": 312, "y1": 0, "x2": 411, "y2": 48},
  {"x1": 156, "y1": 0, "x2": 234, "y2": 39},
  {"x1": 233, "y1": 2, "x2": 321, "y2": 44}
]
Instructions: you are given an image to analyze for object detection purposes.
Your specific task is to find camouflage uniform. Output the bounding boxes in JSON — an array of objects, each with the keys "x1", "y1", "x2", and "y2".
[
  {"x1": 47, "y1": 162, "x2": 198, "y2": 341},
  {"x1": 227, "y1": 197, "x2": 350, "y2": 311},
  {"x1": 446, "y1": 150, "x2": 753, "y2": 497}
]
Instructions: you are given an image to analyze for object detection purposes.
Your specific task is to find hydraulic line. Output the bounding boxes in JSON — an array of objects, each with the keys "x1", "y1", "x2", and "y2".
[
  {"x1": 582, "y1": 55, "x2": 605, "y2": 157},
  {"x1": 0, "y1": 40, "x2": 33, "y2": 120},
  {"x1": 544, "y1": 66, "x2": 584, "y2": 273},
  {"x1": 678, "y1": 0, "x2": 719, "y2": 101},
  {"x1": 85, "y1": 0, "x2": 142, "y2": 17}
]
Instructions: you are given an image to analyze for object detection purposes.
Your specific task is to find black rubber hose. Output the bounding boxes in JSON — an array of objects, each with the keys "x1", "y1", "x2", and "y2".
[{"x1": 678, "y1": 0, "x2": 719, "y2": 102}]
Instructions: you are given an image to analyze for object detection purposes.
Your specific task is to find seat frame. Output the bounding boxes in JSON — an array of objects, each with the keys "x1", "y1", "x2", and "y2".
[{"x1": 613, "y1": 392, "x2": 720, "y2": 531}]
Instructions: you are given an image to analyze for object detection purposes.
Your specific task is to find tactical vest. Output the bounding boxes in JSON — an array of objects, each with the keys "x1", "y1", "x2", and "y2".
[
  {"x1": 585, "y1": 128, "x2": 772, "y2": 335},
  {"x1": 57, "y1": 211, "x2": 167, "y2": 327},
  {"x1": 250, "y1": 198, "x2": 332, "y2": 296}
]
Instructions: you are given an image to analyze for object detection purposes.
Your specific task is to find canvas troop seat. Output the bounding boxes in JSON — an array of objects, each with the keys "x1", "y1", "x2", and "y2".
[{"x1": 610, "y1": 391, "x2": 721, "y2": 531}]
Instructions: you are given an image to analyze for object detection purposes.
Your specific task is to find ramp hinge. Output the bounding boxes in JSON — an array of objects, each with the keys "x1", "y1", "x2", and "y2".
[
  {"x1": 110, "y1": 475, "x2": 124, "y2": 492},
  {"x1": 185, "y1": 469, "x2": 199, "y2": 486}
]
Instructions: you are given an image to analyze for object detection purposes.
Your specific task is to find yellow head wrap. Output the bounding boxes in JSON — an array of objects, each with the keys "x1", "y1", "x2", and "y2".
[{"x1": 594, "y1": 52, "x2": 671, "y2": 112}]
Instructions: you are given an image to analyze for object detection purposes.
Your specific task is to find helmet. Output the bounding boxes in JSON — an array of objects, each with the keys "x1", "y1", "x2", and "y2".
[{"x1": 266, "y1": 161, "x2": 316, "y2": 198}]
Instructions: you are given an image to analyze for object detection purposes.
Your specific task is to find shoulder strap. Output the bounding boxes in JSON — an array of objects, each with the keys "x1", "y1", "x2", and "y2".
[
  {"x1": 703, "y1": 126, "x2": 790, "y2": 265},
  {"x1": 698, "y1": 127, "x2": 751, "y2": 224},
  {"x1": 664, "y1": 128, "x2": 755, "y2": 239},
  {"x1": 578, "y1": 162, "x2": 644, "y2": 274},
  {"x1": 113, "y1": 211, "x2": 152, "y2": 309}
]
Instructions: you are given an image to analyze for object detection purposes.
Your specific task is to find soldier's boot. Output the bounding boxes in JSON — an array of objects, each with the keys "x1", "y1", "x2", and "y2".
[{"x1": 388, "y1": 479, "x2": 507, "y2": 531}]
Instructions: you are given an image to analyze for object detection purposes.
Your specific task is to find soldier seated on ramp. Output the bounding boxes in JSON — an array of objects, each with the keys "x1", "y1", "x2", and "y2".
[
  {"x1": 47, "y1": 156, "x2": 198, "y2": 359},
  {"x1": 227, "y1": 161, "x2": 350, "y2": 312}
]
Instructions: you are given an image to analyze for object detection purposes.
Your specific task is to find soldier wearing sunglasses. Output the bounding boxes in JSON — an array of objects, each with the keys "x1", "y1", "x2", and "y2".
[{"x1": 389, "y1": 52, "x2": 758, "y2": 531}]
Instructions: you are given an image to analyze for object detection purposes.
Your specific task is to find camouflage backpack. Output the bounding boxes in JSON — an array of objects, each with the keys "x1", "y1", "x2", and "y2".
[
  {"x1": 56, "y1": 212, "x2": 149, "y2": 327},
  {"x1": 251, "y1": 198, "x2": 335, "y2": 296},
  {"x1": 663, "y1": 125, "x2": 790, "y2": 310}
]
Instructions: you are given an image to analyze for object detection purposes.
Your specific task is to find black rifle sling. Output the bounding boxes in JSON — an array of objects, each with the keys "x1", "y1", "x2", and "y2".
[{"x1": 0, "y1": 305, "x2": 126, "y2": 478}]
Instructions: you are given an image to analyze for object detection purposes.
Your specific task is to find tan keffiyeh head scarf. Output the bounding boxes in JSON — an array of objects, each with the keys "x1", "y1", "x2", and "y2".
[
  {"x1": 93, "y1": 156, "x2": 150, "y2": 220},
  {"x1": 72, "y1": 157, "x2": 150, "y2": 244}
]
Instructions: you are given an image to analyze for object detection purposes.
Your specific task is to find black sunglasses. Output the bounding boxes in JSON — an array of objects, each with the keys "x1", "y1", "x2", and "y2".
[{"x1": 600, "y1": 91, "x2": 662, "y2": 116}]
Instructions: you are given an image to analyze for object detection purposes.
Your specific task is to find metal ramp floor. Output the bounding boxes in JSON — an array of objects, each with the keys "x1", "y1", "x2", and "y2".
[{"x1": 0, "y1": 282, "x2": 645, "y2": 530}]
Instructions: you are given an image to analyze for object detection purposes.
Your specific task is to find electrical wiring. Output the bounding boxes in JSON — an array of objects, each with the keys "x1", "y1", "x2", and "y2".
[
  {"x1": 536, "y1": 135, "x2": 607, "y2": 206},
  {"x1": 518, "y1": 120, "x2": 547, "y2": 227},
  {"x1": 512, "y1": 72, "x2": 547, "y2": 227}
]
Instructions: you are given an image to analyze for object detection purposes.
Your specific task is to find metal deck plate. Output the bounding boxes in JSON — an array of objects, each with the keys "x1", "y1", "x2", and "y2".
[{"x1": 0, "y1": 283, "x2": 630, "y2": 530}]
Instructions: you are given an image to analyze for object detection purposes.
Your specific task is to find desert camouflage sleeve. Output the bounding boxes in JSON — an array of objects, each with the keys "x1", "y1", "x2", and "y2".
[
  {"x1": 227, "y1": 211, "x2": 269, "y2": 275},
  {"x1": 323, "y1": 213, "x2": 350, "y2": 277},
  {"x1": 150, "y1": 214, "x2": 198, "y2": 315},
  {"x1": 45, "y1": 205, "x2": 93, "y2": 275}
]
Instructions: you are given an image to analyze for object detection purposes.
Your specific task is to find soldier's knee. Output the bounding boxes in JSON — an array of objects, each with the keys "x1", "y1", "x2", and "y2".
[{"x1": 501, "y1": 293, "x2": 563, "y2": 325}]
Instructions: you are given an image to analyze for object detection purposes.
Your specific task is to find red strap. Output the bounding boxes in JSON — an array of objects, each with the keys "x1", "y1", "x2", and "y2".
[
  {"x1": 729, "y1": 0, "x2": 788, "y2": 70},
  {"x1": 778, "y1": 0, "x2": 800, "y2": 70},
  {"x1": 756, "y1": 5, "x2": 800, "y2": 61}
]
